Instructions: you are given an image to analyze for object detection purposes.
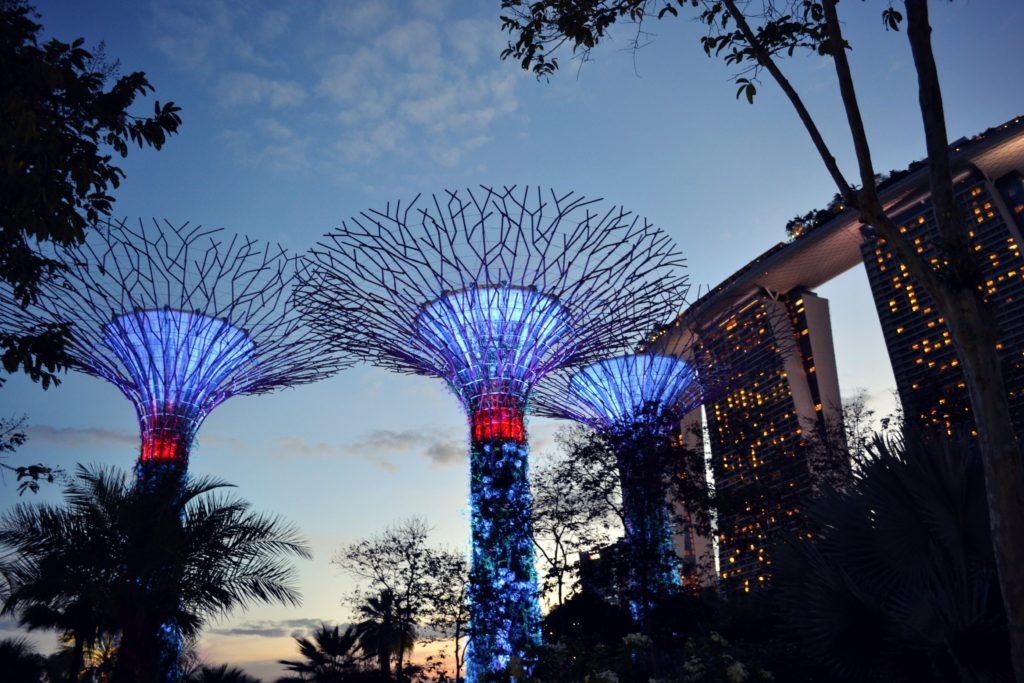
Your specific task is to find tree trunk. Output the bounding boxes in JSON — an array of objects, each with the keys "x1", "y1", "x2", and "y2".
[
  {"x1": 112, "y1": 619, "x2": 169, "y2": 683},
  {"x1": 70, "y1": 635, "x2": 84, "y2": 682},
  {"x1": 466, "y1": 422, "x2": 541, "y2": 680},
  {"x1": 723, "y1": 1, "x2": 1024, "y2": 676},
  {"x1": 454, "y1": 621, "x2": 463, "y2": 683},
  {"x1": 902, "y1": 3, "x2": 1024, "y2": 679},
  {"x1": 378, "y1": 643, "x2": 391, "y2": 678}
]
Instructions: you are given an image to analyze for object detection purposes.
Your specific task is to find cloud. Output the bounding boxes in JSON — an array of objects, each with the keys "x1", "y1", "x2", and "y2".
[
  {"x1": 221, "y1": 117, "x2": 315, "y2": 173},
  {"x1": 148, "y1": 1, "x2": 281, "y2": 72},
  {"x1": 24, "y1": 422, "x2": 458, "y2": 470},
  {"x1": 150, "y1": 3, "x2": 521, "y2": 175},
  {"x1": 25, "y1": 424, "x2": 244, "y2": 453},
  {"x1": 274, "y1": 436, "x2": 398, "y2": 473},
  {"x1": 217, "y1": 72, "x2": 307, "y2": 109},
  {"x1": 27, "y1": 425, "x2": 137, "y2": 449},
  {"x1": 320, "y1": 3, "x2": 395, "y2": 36},
  {"x1": 347, "y1": 428, "x2": 463, "y2": 466},
  {"x1": 274, "y1": 427, "x2": 463, "y2": 471},
  {"x1": 209, "y1": 618, "x2": 346, "y2": 639},
  {"x1": 318, "y1": 13, "x2": 520, "y2": 168}
]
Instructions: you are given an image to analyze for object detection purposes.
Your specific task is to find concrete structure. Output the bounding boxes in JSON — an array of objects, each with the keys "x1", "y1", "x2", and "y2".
[{"x1": 648, "y1": 115, "x2": 1024, "y2": 591}]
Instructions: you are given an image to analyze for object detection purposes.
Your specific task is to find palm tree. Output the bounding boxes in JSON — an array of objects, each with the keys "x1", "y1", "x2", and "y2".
[
  {"x1": 0, "y1": 637, "x2": 46, "y2": 683},
  {"x1": 354, "y1": 589, "x2": 415, "y2": 679},
  {"x1": 775, "y1": 431, "x2": 1012, "y2": 681},
  {"x1": 186, "y1": 663, "x2": 261, "y2": 683},
  {"x1": 0, "y1": 464, "x2": 311, "y2": 682},
  {"x1": 278, "y1": 623, "x2": 363, "y2": 682}
]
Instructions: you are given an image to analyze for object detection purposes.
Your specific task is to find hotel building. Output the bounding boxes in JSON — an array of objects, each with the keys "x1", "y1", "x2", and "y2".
[{"x1": 648, "y1": 115, "x2": 1024, "y2": 591}]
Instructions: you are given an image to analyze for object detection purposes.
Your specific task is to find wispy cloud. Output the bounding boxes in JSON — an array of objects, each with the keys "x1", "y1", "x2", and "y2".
[
  {"x1": 25, "y1": 425, "x2": 244, "y2": 452},
  {"x1": 27, "y1": 425, "x2": 137, "y2": 449},
  {"x1": 216, "y1": 72, "x2": 307, "y2": 109},
  {"x1": 147, "y1": 1, "x2": 520, "y2": 175},
  {"x1": 318, "y1": 13, "x2": 519, "y2": 168},
  {"x1": 209, "y1": 617, "x2": 346, "y2": 640},
  {"x1": 24, "y1": 422, "x2": 458, "y2": 472},
  {"x1": 348, "y1": 428, "x2": 463, "y2": 466},
  {"x1": 274, "y1": 427, "x2": 462, "y2": 472}
]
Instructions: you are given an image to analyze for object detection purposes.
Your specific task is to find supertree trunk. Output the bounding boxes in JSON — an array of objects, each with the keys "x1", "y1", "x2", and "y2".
[
  {"x1": 130, "y1": 411, "x2": 194, "y2": 683},
  {"x1": 616, "y1": 449, "x2": 678, "y2": 626},
  {"x1": 134, "y1": 410, "x2": 197, "y2": 491},
  {"x1": 466, "y1": 405, "x2": 541, "y2": 679},
  {"x1": 294, "y1": 187, "x2": 690, "y2": 679}
]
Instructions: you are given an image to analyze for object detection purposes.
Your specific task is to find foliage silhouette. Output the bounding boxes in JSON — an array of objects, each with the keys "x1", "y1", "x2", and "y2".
[
  {"x1": 355, "y1": 589, "x2": 415, "y2": 679},
  {"x1": 0, "y1": 637, "x2": 46, "y2": 682},
  {"x1": 0, "y1": 0, "x2": 181, "y2": 386},
  {"x1": 277, "y1": 623, "x2": 368, "y2": 682},
  {"x1": 775, "y1": 432, "x2": 1012, "y2": 681},
  {"x1": 499, "y1": 3, "x2": 1024, "y2": 672},
  {"x1": 0, "y1": 464, "x2": 310, "y2": 682},
  {"x1": 530, "y1": 433, "x2": 617, "y2": 608},
  {"x1": 335, "y1": 518, "x2": 467, "y2": 681},
  {"x1": 186, "y1": 663, "x2": 261, "y2": 683}
]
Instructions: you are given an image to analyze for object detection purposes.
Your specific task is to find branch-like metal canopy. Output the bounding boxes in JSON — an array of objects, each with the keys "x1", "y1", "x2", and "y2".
[
  {"x1": 1, "y1": 219, "x2": 347, "y2": 470},
  {"x1": 532, "y1": 353, "x2": 703, "y2": 431},
  {"x1": 297, "y1": 185, "x2": 689, "y2": 401},
  {"x1": 296, "y1": 185, "x2": 689, "y2": 679}
]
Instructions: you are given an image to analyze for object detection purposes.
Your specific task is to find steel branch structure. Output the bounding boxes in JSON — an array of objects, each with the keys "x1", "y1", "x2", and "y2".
[
  {"x1": 533, "y1": 354, "x2": 707, "y2": 621},
  {"x1": 296, "y1": 186, "x2": 688, "y2": 679},
  {"x1": 0, "y1": 219, "x2": 346, "y2": 486}
]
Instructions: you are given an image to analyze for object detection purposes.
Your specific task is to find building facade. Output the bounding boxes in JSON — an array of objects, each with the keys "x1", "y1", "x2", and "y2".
[
  {"x1": 862, "y1": 169, "x2": 1024, "y2": 434},
  {"x1": 681, "y1": 290, "x2": 843, "y2": 591},
  {"x1": 648, "y1": 115, "x2": 1024, "y2": 594}
]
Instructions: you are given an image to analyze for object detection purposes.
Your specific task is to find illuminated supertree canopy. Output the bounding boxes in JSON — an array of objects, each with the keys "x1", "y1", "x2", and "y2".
[
  {"x1": 533, "y1": 353, "x2": 707, "y2": 622},
  {"x1": 296, "y1": 186, "x2": 688, "y2": 679},
  {"x1": 537, "y1": 353, "x2": 701, "y2": 430},
  {"x1": 0, "y1": 219, "x2": 346, "y2": 484}
]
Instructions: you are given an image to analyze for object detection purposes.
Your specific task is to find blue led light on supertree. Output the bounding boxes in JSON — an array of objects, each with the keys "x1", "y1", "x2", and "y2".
[
  {"x1": 296, "y1": 186, "x2": 688, "y2": 681},
  {"x1": 534, "y1": 353, "x2": 706, "y2": 623},
  {"x1": 1, "y1": 219, "x2": 347, "y2": 486},
  {"x1": 2, "y1": 220, "x2": 348, "y2": 683},
  {"x1": 566, "y1": 354, "x2": 699, "y2": 429},
  {"x1": 104, "y1": 309, "x2": 255, "y2": 469}
]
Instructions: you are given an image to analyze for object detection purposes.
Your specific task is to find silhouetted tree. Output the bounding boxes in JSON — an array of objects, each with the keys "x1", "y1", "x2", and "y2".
[
  {"x1": 355, "y1": 589, "x2": 415, "y2": 679},
  {"x1": 0, "y1": 415, "x2": 66, "y2": 495},
  {"x1": 336, "y1": 518, "x2": 449, "y2": 680},
  {"x1": 544, "y1": 423, "x2": 714, "y2": 624},
  {"x1": 423, "y1": 552, "x2": 469, "y2": 683},
  {"x1": 500, "y1": 3, "x2": 1024, "y2": 673},
  {"x1": 530, "y1": 431, "x2": 617, "y2": 607},
  {"x1": 278, "y1": 624, "x2": 364, "y2": 682},
  {"x1": 0, "y1": 0, "x2": 181, "y2": 385},
  {"x1": 0, "y1": 465, "x2": 310, "y2": 682},
  {"x1": 187, "y1": 663, "x2": 261, "y2": 683},
  {"x1": 0, "y1": 637, "x2": 46, "y2": 683},
  {"x1": 776, "y1": 431, "x2": 1011, "y2": 681}
]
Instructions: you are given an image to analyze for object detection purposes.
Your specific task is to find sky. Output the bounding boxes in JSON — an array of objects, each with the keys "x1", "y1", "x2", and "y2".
[{"x1": 2, "y1": 0, "x2": 1023, "y2": 678}]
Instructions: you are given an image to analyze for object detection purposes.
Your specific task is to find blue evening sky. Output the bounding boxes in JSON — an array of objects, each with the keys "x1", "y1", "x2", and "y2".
[{"x1": 2, "y1": 1, "x2": 1022, "y2": 677}]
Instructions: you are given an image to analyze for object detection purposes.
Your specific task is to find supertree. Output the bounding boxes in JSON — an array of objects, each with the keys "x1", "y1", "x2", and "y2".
[
  {"x1": 532, "y1": 352, "x2": 711, "y2": 623},
  {"x1": 0, "y1": 218, "x2": 346, "y2": 487},
  {"x1": 296, "y1": 186, "x2": 688, "y2": 679}
]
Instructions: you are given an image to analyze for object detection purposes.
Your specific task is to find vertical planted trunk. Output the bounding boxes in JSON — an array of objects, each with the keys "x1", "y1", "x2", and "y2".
[
  {"x1": 124, "y1": 418, "x2": 190, "y2": 683},
  {"x1": 465, "y1": 404, "x2": 541, "y2": 680},
  {"x1": 612, "y1": 425, "x2": 678, "y2": 628},
  {"x1": 900, "y1": 3, "x2": 1024, "y2": 677}
]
